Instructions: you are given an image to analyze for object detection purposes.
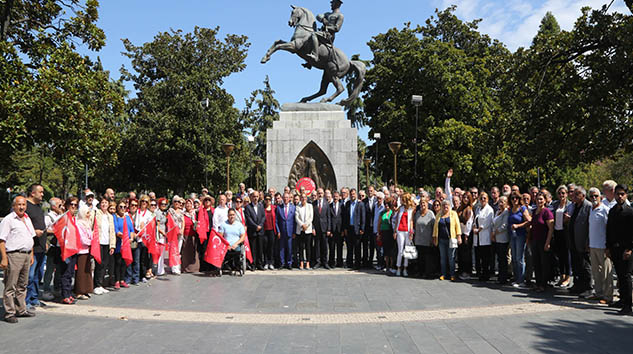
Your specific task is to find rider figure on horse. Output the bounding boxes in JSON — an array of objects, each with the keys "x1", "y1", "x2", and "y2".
[{"x1": 306, "y1": 0, "x2": 344, "y2": 63}]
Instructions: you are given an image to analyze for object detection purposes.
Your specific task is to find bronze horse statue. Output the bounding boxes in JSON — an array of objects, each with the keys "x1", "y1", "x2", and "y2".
[{"x1": 260, "y1": 5, "x2": 365, "y2": 107}]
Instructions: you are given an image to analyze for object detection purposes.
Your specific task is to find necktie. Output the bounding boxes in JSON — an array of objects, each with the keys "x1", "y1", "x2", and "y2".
[
  {"x1": 285, "y1": 205, "x2": 288, "y2": 218},
  {"x1": 319, "y1": 200, "x2": 322, "y2": 214}
]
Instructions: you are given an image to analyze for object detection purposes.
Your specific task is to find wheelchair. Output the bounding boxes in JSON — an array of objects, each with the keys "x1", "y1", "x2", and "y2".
[{"x1": 218, "y1": 245, "x2": 246, "y2": 277}]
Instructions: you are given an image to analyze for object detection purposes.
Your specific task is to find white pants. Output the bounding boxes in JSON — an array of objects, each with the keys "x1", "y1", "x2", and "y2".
[
  {"x1": 156, "y1": 244, "x2": 166, "y2": 276},
  {"x1": 170, "y1": 237, "x2": 184, "y2": 274},
  {"x1": 396, "y1": 231, "x2": 409, "y2": 268}
]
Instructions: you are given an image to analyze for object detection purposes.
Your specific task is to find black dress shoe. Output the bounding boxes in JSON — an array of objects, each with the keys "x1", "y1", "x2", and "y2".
[
  {"x1": 17, "y1": 311, "x2": 35, "y2": 318},
  {"x1": 313, "y1": 263, "x2": 321, "y2": 269},
  {"x1": 324, "y1": 264, "x2": 332, "y2": 270},
  {"x1": 257, "y1": 265, "x2": 265, "y2": 271},
  {"x1": 609, "y1": 300, "x2": 623, "y2": 308},
  {"x1": 4, "y1": 316, "x2": 17, "y2": 324},
  {"x1": 617, "y1": 308, "x2": 632, "y2": 316}
]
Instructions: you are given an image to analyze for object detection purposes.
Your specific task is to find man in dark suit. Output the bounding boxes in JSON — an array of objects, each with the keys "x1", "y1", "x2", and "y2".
[
  {"x1": 245, "y1": 191, "x2": 266, "y2": 270},
  {"x1": 606, "y1": 184, "x2": 633, "y2": 315},
  {"x1": 312, "y1": 188, "x2": 331, "y2": 269},
  {"x1": 343, "y1": 189, "x2": 366, "y2": 270},
  {"x1": 569, "y1": 186, "x2": 593, "y2": 295},
  {"x1": 329, "y1": 191, "x2": 344, "y2": 267},
  {"x1": 275, "y1": 192, "x2": 296, "y2": 270},
  {"x1": 362, "y1": 186, "x2": 376, "y2": 268}
]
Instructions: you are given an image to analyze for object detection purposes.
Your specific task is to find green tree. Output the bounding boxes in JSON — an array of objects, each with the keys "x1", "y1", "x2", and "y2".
[
  {"x1": 363, "y1": 7, "x2": 512, "y2": 189},
  {"x1": 242, "y1": 75, "x2": 280, "y2": 189},
  {"x1": 113, "y1": 27, "x2": 251, "y2": 195}
]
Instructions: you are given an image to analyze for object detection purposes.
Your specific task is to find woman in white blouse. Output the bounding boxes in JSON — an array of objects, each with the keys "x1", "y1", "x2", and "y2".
[
  {"x1": 295, "y1": 193, "x2": 314, "y2": 270},
  {"x1": 472, "y1": 192, "x2": 494, "y2": 281}
]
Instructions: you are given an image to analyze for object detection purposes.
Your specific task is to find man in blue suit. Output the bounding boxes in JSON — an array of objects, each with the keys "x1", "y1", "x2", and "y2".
[
  {"x1": 343, "y1": 189, "x2": 365, "y2": 270},
  {"x1": 276, "y1": 192, "x2": 296, "y2": 270}
]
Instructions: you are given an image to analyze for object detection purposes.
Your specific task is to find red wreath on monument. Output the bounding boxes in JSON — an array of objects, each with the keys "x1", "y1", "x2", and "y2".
[{"x1": 296, "y1": 177, "x2": 316, "y2": 195}]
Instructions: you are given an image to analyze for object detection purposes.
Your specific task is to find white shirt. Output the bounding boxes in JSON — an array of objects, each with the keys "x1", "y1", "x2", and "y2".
[
  {"x1": 99, "y1": 213, "x2": 111, "y2": 245},
  {"x1": 473, "y1": 204, "x2": 494, "y2": 246},
  {"x1": 603, "y1": 197, "x2": 630, "y2": 210},
  {"x1": 0, "y1": 212, "x2": 36, "y2": 252},
  {"x1": 213, "y1": 206, "x2": 229, "y2": 232},
  {"x1": 589, "y1": 204, "x2": 609, "y2": 249}
]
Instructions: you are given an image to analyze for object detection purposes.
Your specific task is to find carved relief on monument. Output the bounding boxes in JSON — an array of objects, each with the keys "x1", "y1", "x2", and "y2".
[{"x1": 288, "y1": 141, "x2": 337, "y2": 192}]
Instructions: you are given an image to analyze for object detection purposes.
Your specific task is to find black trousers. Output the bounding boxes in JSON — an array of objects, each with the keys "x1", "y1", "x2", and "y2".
[
  {"x1": 417, "y1": 245, "x2": 438, "y2": 277},
  {"x1": 611, "y1": 247, "x2": 633, "y2": 311},
  {"x1": 531, "y1": 238, "x2": 551, "y2": 287},
  {"x1": 94, "y1": 245, "x2": 112, "y2": 288},
  {"x1": 495, "y1": 242, "x2": 509, "y2": 283},
  {"x1": 475, "y1": 245, "x2": 492, "y2": 280},
  {"x1": 458, "y1": 236, "x2": 472, "y2": 275},
  {"x1": 570, "y1": 246, "x2": 592, "y2": 291},
  {"x1": 113, "y1": 253, "x2": 126, "y2": 282},
  {"x1": 139, "y1": 243, "x2": 150, "y2": 277},
  {"x1": 312, "y1": 230, "x2": 328, "y2": 265},
  {"x1": 60, "y1": 255, "x2": 77, "y2": 299},
  {"x1": 249, "y1": 233, "x2": 264, "y2": 267},
  {"x1": 553, "y1": 229, "x2": 570, "y2": 276},
  {"x1": 362, "y1": 232, "x2": 376, "y2": 267},
  {"x1": 199, "y1": 236, "x2": 211, "y2": 272},
  {"x1": 329, "y1": 230, "x2": 343, "y2": 266},
  {"x1": 263, "y1": 230, "x2": 275, "y2": 265},
  {"x1": 346, "y1": 229, "x2": 362, "y2": 268},
  {"x1": 297, "y1": 232, "x2": 312, "y2": 263}
]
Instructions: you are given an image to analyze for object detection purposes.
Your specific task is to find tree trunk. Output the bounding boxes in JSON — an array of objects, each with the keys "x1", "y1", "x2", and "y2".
[{"x1": 0, "y1": 0, "x2": 15, "y2": 41}]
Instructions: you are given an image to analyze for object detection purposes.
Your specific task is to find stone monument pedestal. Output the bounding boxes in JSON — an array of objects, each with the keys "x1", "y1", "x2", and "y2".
[{"x1": 266, "y1": 103, "x2": 358, "y2": 193}]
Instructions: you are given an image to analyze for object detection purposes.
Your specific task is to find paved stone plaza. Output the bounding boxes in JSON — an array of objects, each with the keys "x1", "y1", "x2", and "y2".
[{"x1": 2, "y1": 270, "x2": 632, "y2": 353}]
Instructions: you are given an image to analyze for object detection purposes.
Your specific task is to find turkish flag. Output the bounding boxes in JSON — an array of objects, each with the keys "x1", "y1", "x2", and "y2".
[
  {"x1": 166, "y1": 213, "x2": 181, "y2": 267},
  {"x1": 203, "y1": 229, "x2": 230, "y2": 268},
  {"x1": 196, "y1": 206, "x2": 209, "y2": 243},
  {"x1": 138, "y1": 217, "x2": 160, "y2": 264},
  {"x1": 91, "y1": 218, "x2": 102, "y2": 264},
  {"x1": 121, "y1": 216, "x2": 133, "y2": 266},
  {"x1": 238, "y1": 209, "x2": 253, "y2": 264},
  {"x1": 53, "y1": 212, "x2": 80, "y2": 261}
]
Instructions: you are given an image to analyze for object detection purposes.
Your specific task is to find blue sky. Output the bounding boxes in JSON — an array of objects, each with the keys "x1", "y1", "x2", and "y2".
[{"x1": 82, "y1": 0, "x2": 629, "y2": 141}]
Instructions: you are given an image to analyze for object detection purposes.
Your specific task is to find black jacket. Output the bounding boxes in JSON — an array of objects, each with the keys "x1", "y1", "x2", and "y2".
[
  {"x1": 343, "y1": 199, "x2": 366, "y2": 235},
  {"x1": 244, "y1": 202, "x2": 266, "y2": 237},
  {"x1": 312, "y1": 198, "x2": 331, "y2": 234},
  {"x1": 329, "y1": 200, "x2": 344, "y2": 234},
  {"x1": 607, "y1": 203, "x2": 633, "y2": 250}
]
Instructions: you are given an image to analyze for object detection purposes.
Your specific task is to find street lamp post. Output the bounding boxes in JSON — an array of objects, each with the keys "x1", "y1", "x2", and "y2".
[
  {"x1": 255, "y1": 158, "x2": 264, "y2": 191},
  {"x1": 411, "y1": 95, "x2": 422, "y2": 190},
  {"x1": 222, "y1": 143, "x2": 235, "y2": 192},
  {"x1": 388, "y1": 142, "x2": 402, "y2": 187},
  {"x1": 373, "y1": 132, "x2": 381, "y2": 185},
  {"x1": 201, "y1": 98, "x2": 210, "y2": 188},
  {"x1": 363, "y1": 158, "x2": 371, "y2": 190}
]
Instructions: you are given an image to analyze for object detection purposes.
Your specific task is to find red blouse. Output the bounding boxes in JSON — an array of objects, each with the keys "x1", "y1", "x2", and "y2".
[
  {"x1": 397, "y1": 211, "x2": 409, "y2": 232},
  {"x1": 183, "y1": 215, "x2": 196, "y2": 236},
  {"x1": 264, "y1": 205, "x2": 276, "y2": 231}
]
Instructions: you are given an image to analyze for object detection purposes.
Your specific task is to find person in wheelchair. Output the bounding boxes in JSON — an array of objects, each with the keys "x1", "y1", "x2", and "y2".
[{"x1": 218, "y1": 208, "x2": 247, "y2": 275}]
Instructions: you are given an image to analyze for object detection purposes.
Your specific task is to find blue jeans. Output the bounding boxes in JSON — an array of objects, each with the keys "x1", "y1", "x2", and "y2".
[
  {"x1": 26, "y1": 252, "x2": 46, "y2": 306},
  {"x1": 125, "y1": 247, "x2": 141, "y2": 284},
  {"x1": 510, "y1": 231, "x2": 527, "y2": 284},
  {"x1": 438, "y1": 238, "x2": 456, "y2": 277}
]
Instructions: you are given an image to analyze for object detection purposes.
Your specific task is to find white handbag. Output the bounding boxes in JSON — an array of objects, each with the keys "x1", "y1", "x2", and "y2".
[{"x1": 403, "y1": 243, "x2": 418, "y2": 260}]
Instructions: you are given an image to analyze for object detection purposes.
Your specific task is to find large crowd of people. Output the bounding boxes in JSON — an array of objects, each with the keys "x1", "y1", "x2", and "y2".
[{"x1": 1, "y1": 174, "x2": 632, "y2": 324}]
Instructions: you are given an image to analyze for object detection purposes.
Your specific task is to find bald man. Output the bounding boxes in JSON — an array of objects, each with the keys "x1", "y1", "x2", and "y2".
[{"x1": 0, "y1": 196, "x2": 36, "y2": 323}]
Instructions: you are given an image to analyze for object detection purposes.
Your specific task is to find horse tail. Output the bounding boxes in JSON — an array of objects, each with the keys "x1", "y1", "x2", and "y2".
[{"x1": 340, "y1": 60, "x2": 366, "y2": 107}]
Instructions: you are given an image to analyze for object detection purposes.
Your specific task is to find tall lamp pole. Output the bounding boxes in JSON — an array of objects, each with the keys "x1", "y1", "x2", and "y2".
[
  {"x1": 373, "y1": 132, "x2": 381, "y2": 185},
  {"x1": 388, "y1": 142, "x2": 402, "y2": 188},
  {"x1": 201, "y1": 98, "x2": 210, "y2": 188},
  {"x1": 411, "y1": 95, "x2": 422, "y2": 190},
  {"x1": 363, "y1": 158, "x2": 371, "y2": 190},
  {"x1": 222, "y1": 143, "x2": 235, "y2": 192}
]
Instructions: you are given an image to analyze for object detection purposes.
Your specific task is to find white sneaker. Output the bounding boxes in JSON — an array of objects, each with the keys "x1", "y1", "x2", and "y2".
[
  {"x1": 102, "y1": 287, "x2": 109, "y2": 294},
  {"x1": 390, "y1": 268, "x2": 397, "y2": 274},
  {"x1": 93, "y1": 287, "x2": 104, "y2": 295},
  {"x1": 396, "y1": 269, "x2": 401, "y2": 276},
  {"x1": 403, "y1": 269, "x2": 408, "y2": 277},
  {"x1": 512, "y1": 282, "x2": 520, "y2": 288},
  {"x1": 269, "y1": 264, "x2": 275, "y2": 270}
]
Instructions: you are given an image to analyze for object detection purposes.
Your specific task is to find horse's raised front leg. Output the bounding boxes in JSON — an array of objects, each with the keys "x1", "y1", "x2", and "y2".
[
  {"x1": 300, "y1": 71, "x2": 329, "y2": 103},
  {"x1": 320, "y1": 75, "x2": 345, "y2": 103},
  {"x1": 261, "y1": 40, "x2": 295, "y2": 64}
]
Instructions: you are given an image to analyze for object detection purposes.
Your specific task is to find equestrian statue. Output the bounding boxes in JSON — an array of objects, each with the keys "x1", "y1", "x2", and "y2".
[{"x1": 260, "y1": 1, "x2": 366, "y2": 107}]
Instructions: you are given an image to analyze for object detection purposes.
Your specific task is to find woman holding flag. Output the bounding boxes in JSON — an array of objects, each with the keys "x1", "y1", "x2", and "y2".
[
  {"x1": 181, "y1": 198, "x2": 199, "y2": 273},
  {"x1": 74, "y1": 206, "x2": 94, "y2": 299},
  {"x1": 93, "y1": 198, "x2": 115, "y2": 295},
  {"x1": 113, "y1": 199, "x2": 135, "y2": 289},
  {"x1": 58, "y1": 197, "x2": 80, "y2": 304},
  {"x1": 135, "y1": 195, "x2": 155, "y2": 281}
]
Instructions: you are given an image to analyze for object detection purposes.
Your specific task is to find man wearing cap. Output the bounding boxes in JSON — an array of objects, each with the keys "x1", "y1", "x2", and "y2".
[
  {"x1": 0, "y1": 196, "x2": 36, "y2": 323},
  {"x1": 79, "y1": 189, "x2": 98, "y2": 210}
]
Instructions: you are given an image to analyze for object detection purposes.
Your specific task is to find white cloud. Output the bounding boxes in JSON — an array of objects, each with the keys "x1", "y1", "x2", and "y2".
[{"x1": 435, "y1": 0, "x2": 630, "y2": 50}]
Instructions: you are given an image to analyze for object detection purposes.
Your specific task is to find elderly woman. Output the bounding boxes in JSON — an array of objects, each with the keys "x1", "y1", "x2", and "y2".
[
  {"x1": 433, "y1": 200, "x2": 462, "y2": 281},
  {"x1": 414, "y1": 192, "x2": 436, "y2": 278},
  {"x1": 392, "y1": 193, "x2": 416, "y2": 277},
  {"x1": 113, "y1": 199, "x2": 135, "y2": 289},
  {"x1": 295, "y1": 193, "x2": 314, "y2": 270},
  {"x1": 74, "y1": 206, "x2": 94, "y2": 300},
  {"x1": 135, "y1": 195, "x2": 154, "y2": 281},
  {"x1": 181, "y1": 198, "x2": 200, "y2": 273},
  {"x1": 509, "y1": 192, "x2": 532, "y2": 288},
  {"x1": 492, "y1": 196, "x2": 510, "y2": 284},
  {"x1": 93, "y1": 198, "x2": 115, "y2": 295},
  {"x1": 473, "y1": 192, "x2": 494, "y2": 281},
  {"x1": 168, "y1": 196, "x2": 185, "y2": 275},
  {"x1": 154, "y1": 198, "x2": 169, "y2": 276}
]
